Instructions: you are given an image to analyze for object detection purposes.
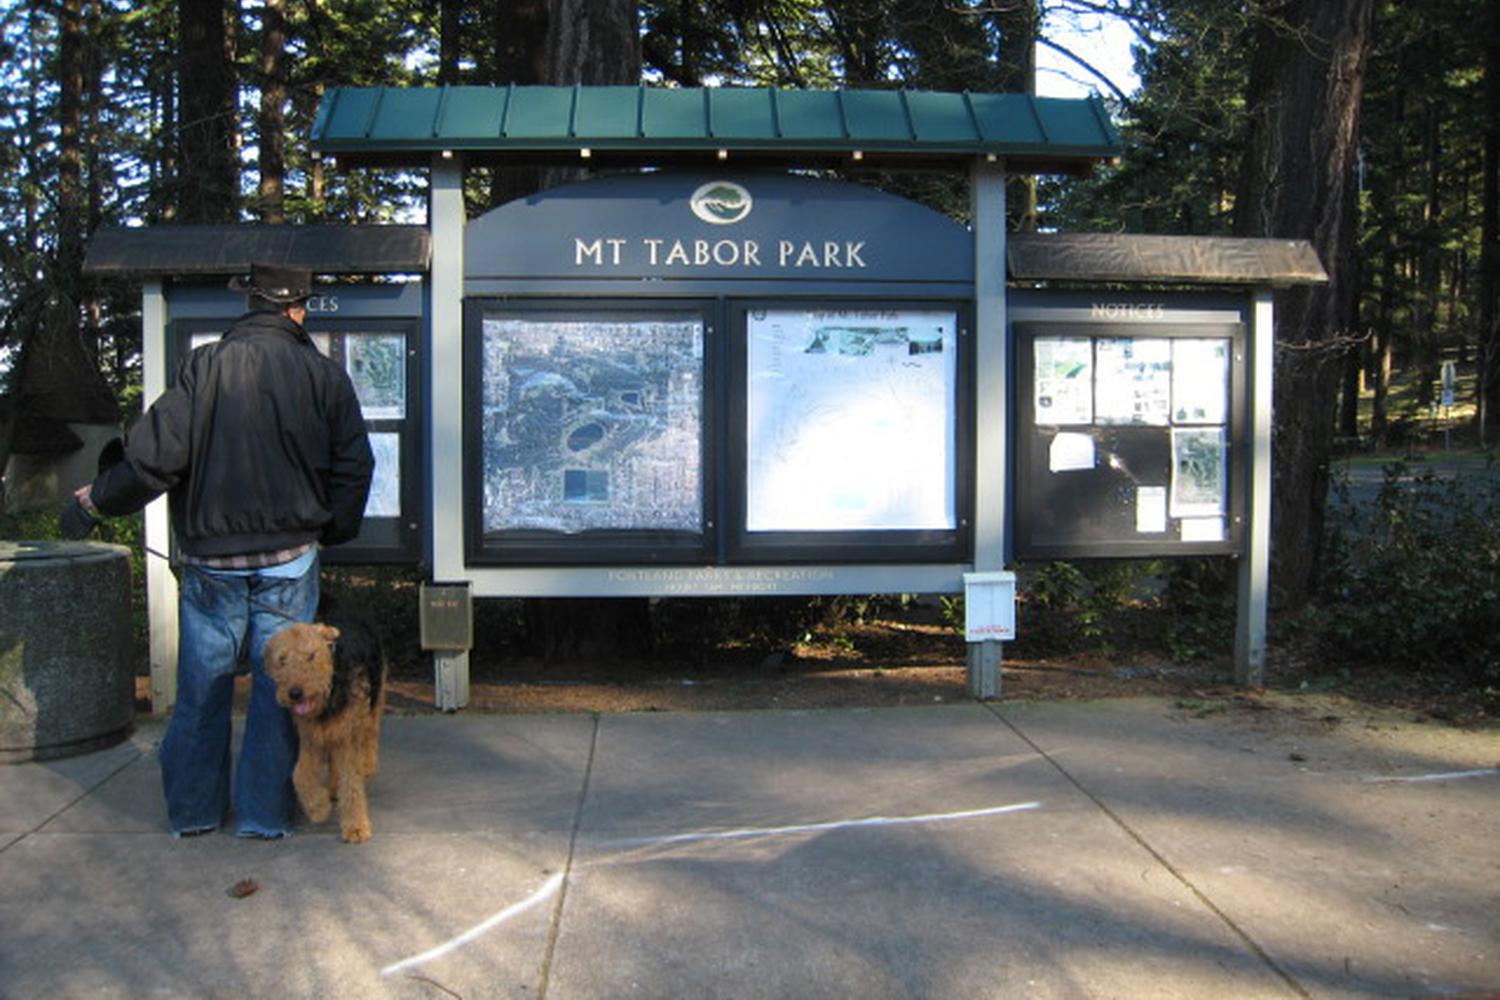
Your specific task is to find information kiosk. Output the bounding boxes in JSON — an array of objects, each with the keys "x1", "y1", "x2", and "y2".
[{"x1": 90, "y1": 85, "x2": 1325, "y2": 711}]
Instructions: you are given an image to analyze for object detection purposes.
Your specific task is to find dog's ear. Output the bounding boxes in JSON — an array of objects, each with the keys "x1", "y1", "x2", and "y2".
[{"x1": 316, "y1": 624, "x2": 342, "y2": 644}]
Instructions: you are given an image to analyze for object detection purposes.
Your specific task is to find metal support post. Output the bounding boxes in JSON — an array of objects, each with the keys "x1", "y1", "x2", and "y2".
[
  {"x1": 967, "y1": 159, "x2": 1008, "y2": 699},
  {"x1": 141, "y1": 280, "x2": 179, "y2": 712},
  {"x1": 429, "y1": 154, "x2": 470, "y2": 711},
  {"x1": 1235, "y1": 289, "x2": 1274, "y2": 685}
]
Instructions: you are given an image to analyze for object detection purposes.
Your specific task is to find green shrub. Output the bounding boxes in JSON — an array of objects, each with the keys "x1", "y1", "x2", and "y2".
[
  {"x1": 1316, "y1": 461, "x2": 1500, "y2": 690},
  {"x1": 1160, "y1": 557, "x2": 1236, "y2": 661}
]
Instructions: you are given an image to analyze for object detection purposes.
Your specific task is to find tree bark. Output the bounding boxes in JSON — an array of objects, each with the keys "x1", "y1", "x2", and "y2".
[
  {"x1": 487, "y1": 0, "x2": 549, "y2": 210},
  {"x1": 256, "y1": 0, "x2": 287, "y2": 223},
  {"x1": 1233, "y1": 0, "x2": 1373, "y2": 604},
  {"x1": 521, "y1": 0, "x2": 650, "y2": 663},
  {"x1": 439, "y1": 0, "x2": 461, "y2": 85},
  {"x1": 992, "y1": 0, "x2": 1039, "y2": 231},
  {"x1": 177, "y1": 0, "x2": 237, "y2": 222}
]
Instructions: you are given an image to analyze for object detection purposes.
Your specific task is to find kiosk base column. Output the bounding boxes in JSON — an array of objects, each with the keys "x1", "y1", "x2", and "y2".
[
  {"x1": 434, "y1": 651, "x2": 470, "y2": 712},
  {"x1": 967, "y1": 642, "x2": 1001, "y2": 700}
]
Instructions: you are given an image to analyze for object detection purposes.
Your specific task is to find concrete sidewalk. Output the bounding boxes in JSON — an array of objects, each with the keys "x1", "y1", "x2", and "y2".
[{"x1": 1, "y1": 700, "x2": 1496, "y2": 999}]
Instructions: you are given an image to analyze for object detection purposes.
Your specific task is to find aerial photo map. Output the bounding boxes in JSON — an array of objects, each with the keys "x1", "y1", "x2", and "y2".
[{"x1": 479, "y1": 312, "x2": 704, "y2": 536}]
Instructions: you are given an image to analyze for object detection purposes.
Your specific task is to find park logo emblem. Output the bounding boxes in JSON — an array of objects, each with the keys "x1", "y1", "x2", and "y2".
[{"x1": 690, "y1": 181, "x2": 752, "y2": 225}]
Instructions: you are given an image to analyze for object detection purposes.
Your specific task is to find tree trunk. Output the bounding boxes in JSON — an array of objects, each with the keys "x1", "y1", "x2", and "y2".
[
  {"x1": 1233, "y1": 0, "x2": 1373, "y2": 605},
  {"x1": 3, "y1": 0, "x2": 117, "y2": 505},
  {"x1": 1338, "y1": 337, "x2": 1361, "y2": 439},
  {"x1": 993, "y1": 0, "x2": 1039, "y2": 232},
  {"x1": 1480, "y1": 0, "x2": 1500, "y2": 441},
  {"x1": 521, "y1": 0, "x2": 649, "y2": 663},
  {"x1": 256, "y1": 0, "x2": 287, "y2": 223},
  {"x1": 524, "y1": 599, "x2": 655, "y2": 661},
  {"x1": 1372, "y1": 321, "x2": 1392, "y2": 444},
  {"x1": 548, "y1": 0, "x2": 639, "y2": 85},
  {"x1": 487, "y1": 0, "x2": 549, "y2": 210},
  {"x1": 58, "y1": 0, "x2": 86, "y2": 283},
  {"x1": 177, "y1": 0, "x2": 237, "y2": 222}
]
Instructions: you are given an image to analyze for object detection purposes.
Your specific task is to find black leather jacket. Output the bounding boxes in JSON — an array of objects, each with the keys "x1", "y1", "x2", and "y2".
[{"x1": 91, "y1": 308, "x2": 374, "y2": 559}]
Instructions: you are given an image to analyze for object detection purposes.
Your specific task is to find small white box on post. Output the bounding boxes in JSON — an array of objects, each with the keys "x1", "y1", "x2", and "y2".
[
  {"x1": 963, "y1": 571, "x2": 1015, "y2": 700},
  {"x1": 963, "y1": 571, "x2": 1016, "y2": 642}
]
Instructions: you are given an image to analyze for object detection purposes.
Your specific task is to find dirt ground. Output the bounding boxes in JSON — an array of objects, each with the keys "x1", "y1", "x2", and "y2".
[
  {"x1": 174, "y1": 599, "x2": 1493, "y2": 730},
  {"x1": 373, "y1": 611, "x2": 1495, "y2": 728}
]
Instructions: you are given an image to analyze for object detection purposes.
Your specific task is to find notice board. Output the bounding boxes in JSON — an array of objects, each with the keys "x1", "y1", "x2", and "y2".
[{"x1": 1014, "y1": 314, "x2": 1247, "y2": 559}]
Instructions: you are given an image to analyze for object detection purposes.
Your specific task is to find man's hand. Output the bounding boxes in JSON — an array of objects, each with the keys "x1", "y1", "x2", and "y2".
[{"x1": 59, "y1": 486, "x2": 99, "y2": 540}]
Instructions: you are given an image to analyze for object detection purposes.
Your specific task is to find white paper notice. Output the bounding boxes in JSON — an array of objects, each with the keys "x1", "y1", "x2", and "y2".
[
  {"x1": 1033, "y1": 337, "x2": 1094, "y2": 425},
  {"x1": 1049, "y1": 432, "x2": 1096, "y2": 472},
  {"x1": 365, "y1": 432, "x2": 401, "y2": 517},
  {"x1": 1180, "y1": 517, "x2": 1225, "y2": 542},
  {"x1": 1172, "y1": 338, "x2": 1230, "y2": 424},
  {"x1": 1135, "y1": 486, "x2": 1167, "y2": 533},
  {"x1": 1095, "y1": 337, "x2": 1172, "y2": 426}
]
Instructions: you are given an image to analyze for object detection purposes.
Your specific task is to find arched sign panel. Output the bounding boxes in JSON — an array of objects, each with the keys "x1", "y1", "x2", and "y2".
[{"x1": 463, "y1": 171, "x2": 974, "y2": 287}]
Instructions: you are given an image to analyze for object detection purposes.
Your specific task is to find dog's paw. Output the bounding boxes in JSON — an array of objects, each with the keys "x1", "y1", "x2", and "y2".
[
  {"x1": 341, "y1": 821, "x2": 372, "y2": 844},
  {"x1": 299, "y1": 791, "x2": 333, "y2": 824}
]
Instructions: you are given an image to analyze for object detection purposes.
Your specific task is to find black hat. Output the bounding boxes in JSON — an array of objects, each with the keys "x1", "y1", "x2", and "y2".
[{"x1": 228, "y1": 262, "x2": 313, "y2": 304}]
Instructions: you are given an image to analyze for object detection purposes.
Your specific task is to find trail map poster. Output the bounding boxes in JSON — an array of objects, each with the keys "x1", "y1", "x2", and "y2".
[
  {"x1": 346, "y1": 333, "x2": 406, "y2": 419},
  {"x1": 1033, "y1": 336, "x2": 1094, "y2": 425},
  {"x1": 746, "y1": 307, "x2": 957, "y2": 532},
  {"x1": 479, "y1": 313, "x2": 704, "y2": 535}
]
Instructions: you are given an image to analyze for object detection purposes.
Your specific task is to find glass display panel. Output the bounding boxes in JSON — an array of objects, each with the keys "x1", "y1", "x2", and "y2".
[
  {"x1": 479, "y1": 310, "x2": 705, "y2": 536},
  {"x1": 1017, "y1": 320, "x2": 1242, "y2": 560},
  {"x1": 745, "y1": 307, "x2": 958, "y2": 532}
]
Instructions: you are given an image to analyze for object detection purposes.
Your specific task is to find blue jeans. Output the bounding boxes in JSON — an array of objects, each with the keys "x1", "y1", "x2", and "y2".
[{"x1": 159, "y1": 552, "x2": 319, "y2": 837}]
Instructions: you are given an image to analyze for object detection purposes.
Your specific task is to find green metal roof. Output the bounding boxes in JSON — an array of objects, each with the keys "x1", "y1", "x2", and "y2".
[{"x1": 311, "y1": 85, "x2": 1120, "y2": 172}]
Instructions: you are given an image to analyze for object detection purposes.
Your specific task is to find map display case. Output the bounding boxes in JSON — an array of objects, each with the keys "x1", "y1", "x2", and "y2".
[
  {"x1": 464, "y1": 300, "x2": 716, "y2": 565},
  {"x1": 728, "y1": 301, "x2": 971, "y2": 564}
]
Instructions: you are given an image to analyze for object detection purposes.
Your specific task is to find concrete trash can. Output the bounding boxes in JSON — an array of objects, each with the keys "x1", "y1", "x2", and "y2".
[{"x1": 0, "y1": 540, "x2": 136, "y2": 763}]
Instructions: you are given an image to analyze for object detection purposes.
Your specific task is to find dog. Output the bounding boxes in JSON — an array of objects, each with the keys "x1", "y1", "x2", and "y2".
[{"x1": 264, "y1": 613, "x2": 387, "y2": 843}]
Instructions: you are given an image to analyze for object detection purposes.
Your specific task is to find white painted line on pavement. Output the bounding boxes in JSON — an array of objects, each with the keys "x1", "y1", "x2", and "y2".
[
  {"x1": 603, "y1": 800, "x2": 1043, "y2": 850},
  {"x1": 380, "y1": 872, "x2": 564, "y2": 978},
  {"x1": 1363, "y1": 768, "x2": 1498, "y2": 784},
  {"x1": 379, "y1": 800, "x2": 1041, "y2": 975}
]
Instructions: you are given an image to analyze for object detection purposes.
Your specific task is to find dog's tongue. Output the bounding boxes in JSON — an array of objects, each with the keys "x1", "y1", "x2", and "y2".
[{"x1": 293, "y1": 701, "x2": 314, "y2": 717}]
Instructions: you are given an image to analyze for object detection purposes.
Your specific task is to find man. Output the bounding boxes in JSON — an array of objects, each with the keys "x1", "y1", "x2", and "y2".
[{"x1": 61, "y1": 262, "x2": 374, "y2": 839}]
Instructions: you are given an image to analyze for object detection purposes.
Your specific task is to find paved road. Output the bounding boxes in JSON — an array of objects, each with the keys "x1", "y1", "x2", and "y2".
[
  {"x1": 3, "y1": 701, "x2": 1497, "y2": 998},
  {"x1": 1331, "y1": 455, "x2": 1499, "y2": 510}
]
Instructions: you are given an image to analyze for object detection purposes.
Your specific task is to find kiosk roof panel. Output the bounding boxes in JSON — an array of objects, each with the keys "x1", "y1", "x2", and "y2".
[
  {"x1": 1008, "y1": 234, "x2": 1328, "y2": 287},
  {"x1": 82, "y1": 225, "x2": 431, "y2": 276},
  {"x1": 312, "y1": 85, "x2": 1120, "y2": 171}
]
